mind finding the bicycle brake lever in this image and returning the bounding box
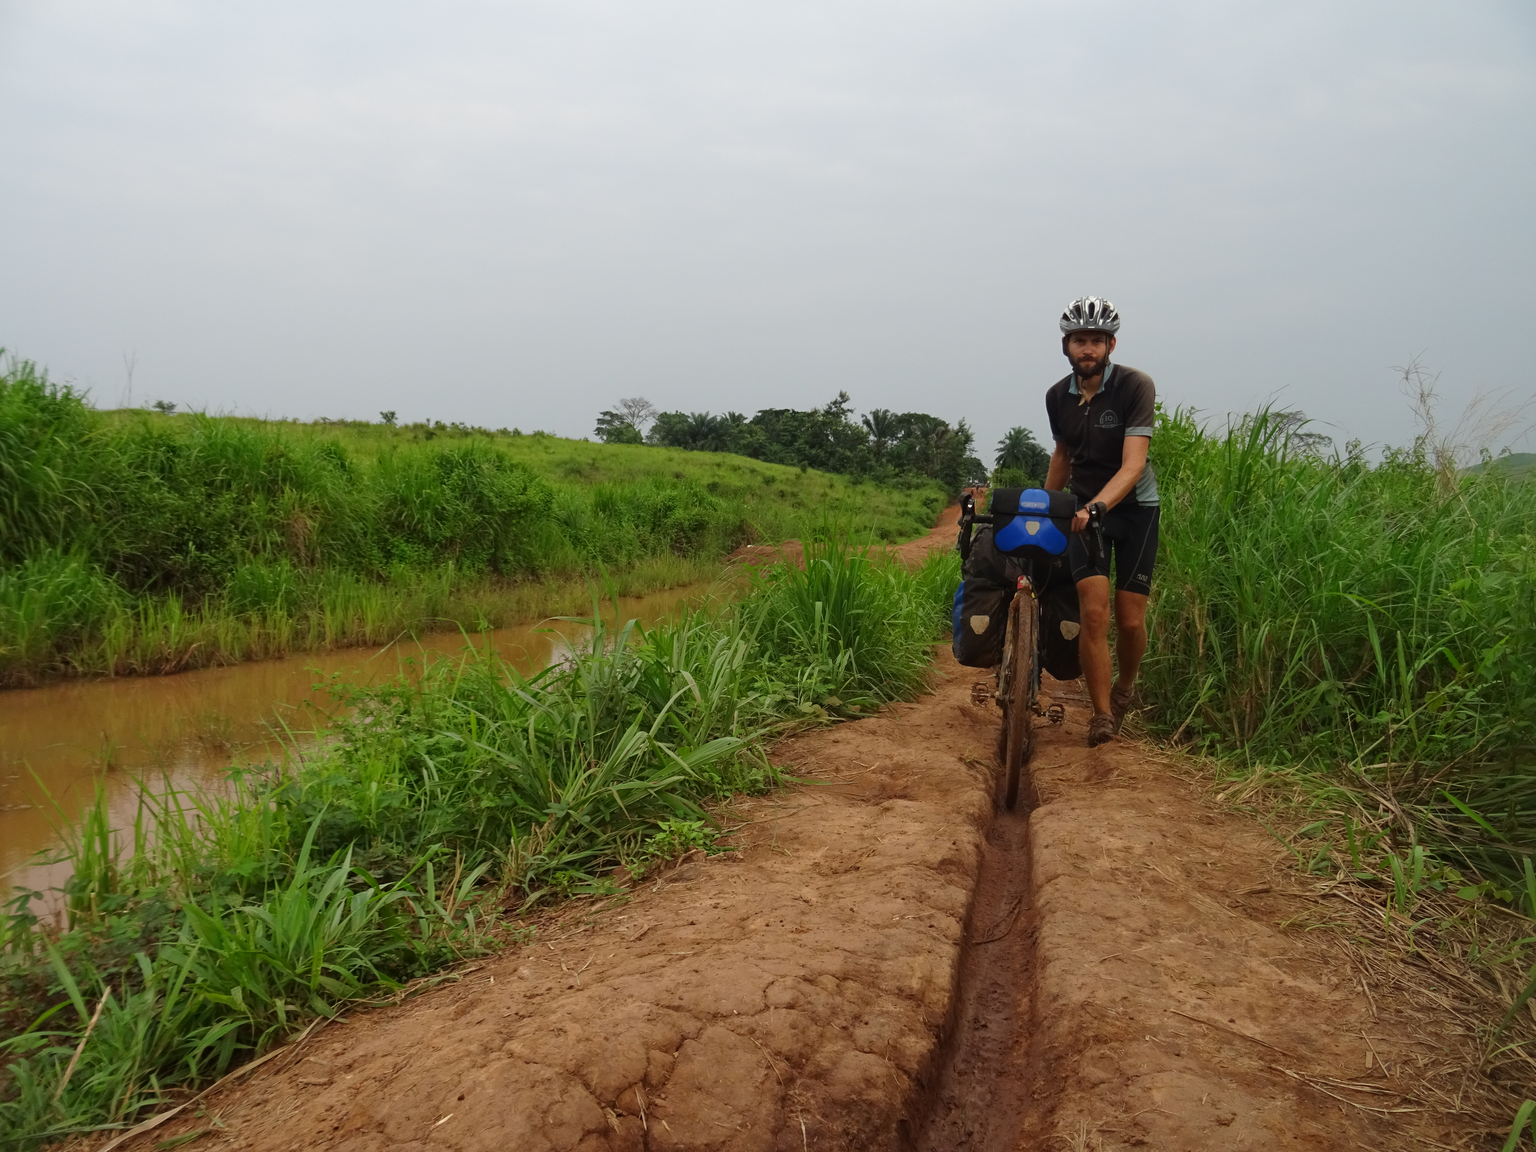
[957,493,975,560]
[1086,502,1107,567]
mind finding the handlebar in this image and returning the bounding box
[956,491,1107,567]
[956,492,985,561]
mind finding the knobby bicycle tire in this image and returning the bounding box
[1001,590,1035,810]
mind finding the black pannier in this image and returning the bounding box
[1039,571,1083,681]
[951,569,1009,668]
[952,525,1016,667]
[951,488,1083,674]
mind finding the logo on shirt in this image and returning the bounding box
[1097,410,1120,429]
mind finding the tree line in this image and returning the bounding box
[595,394,1052,493]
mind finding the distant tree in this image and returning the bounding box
[616,397,658,435]
[995,427,1050,484]
[152,400,177,414]
[721,412,767,458]
[647,411,691,447]
[1273,410,1333,458]
[684,412,733,452]
[749,393,872,475]
[876,413,974,491]
[935,419,978,493]
[379,410,397,426]
[862,408,899,456]
[645,393,988,490]
[647,410,757,453]
[886,413,938,469]
[594,409,644,443]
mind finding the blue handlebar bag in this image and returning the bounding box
[988,488,1077,558]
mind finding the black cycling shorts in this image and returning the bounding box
[1068,503,1160,596]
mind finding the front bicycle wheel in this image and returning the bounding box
[1000,590,1035,810]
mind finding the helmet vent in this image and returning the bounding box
[1060,296,1121,335]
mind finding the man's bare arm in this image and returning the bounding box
[1093,435,1150,511]
[1046,441,1072,491]
[1070,436,1150,531]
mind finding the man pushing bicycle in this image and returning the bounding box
[1043,297,1159,748]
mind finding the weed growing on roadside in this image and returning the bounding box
[0,542,953,1147]
[625,819,724,880]
[1144,406,1535,899]
[1136,407,1536,1134]
[0,354,948,684]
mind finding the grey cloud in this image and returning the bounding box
[0,0,1532,452]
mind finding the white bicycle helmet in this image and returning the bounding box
[1059,296,1121,335]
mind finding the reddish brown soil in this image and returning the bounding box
[103,511,1469,1151]
[726,503,962,573]
[113,659,999,1152]
[889,504,960,567]
[911,679,1465,1150]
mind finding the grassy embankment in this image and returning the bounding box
[0,540,960,1147]
[1142,408,1536,1137]
[1466,451,1536,481]
[0,355,947,685]
[11,360,1532,1141]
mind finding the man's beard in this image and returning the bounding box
[1071,351,1107,379]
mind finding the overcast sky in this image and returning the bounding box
[2,0,1532,458]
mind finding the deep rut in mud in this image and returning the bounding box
[109,643,1479,1151]
[903,674,1472,1152]
[907,799,1040,1151]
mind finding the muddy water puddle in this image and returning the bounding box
[0,581,720,900]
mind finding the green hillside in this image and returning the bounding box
[101,410,945,539]
[1463,450,1536,479]
[2,359,947,683]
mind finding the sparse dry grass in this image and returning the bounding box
[1141,733,1536,1149]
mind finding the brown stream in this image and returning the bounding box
[0,582,716,903]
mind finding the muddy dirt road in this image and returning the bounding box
[105,516,1474,1151]
[108,655,1001,1152]
[911,680,1470,1150]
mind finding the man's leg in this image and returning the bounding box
[1105,504,1157,728]
[1112,589,1149,692]
[1077,575,1113,717]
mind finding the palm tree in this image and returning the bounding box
[685,412,731,452]
[861,409,899,456]
[995,426,1050,481]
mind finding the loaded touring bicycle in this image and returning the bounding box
[953,488,1103,809]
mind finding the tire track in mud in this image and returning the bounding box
[906,800,1038,1151]
[904,676,1466,1152]
[904,675,1064,1151]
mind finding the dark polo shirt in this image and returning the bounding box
[1044,362,1159,507]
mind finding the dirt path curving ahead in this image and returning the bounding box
[105,514,1471,1152]
[725,502,963,574]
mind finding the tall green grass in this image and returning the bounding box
[1143,407,1536,892]
[1141,409,1536,1140]
[0,544,959,1148]
[0,353,947,683]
